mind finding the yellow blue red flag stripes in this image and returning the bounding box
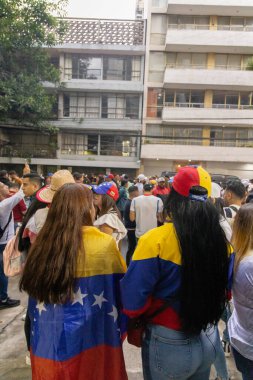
[121,223,234,330]
[28,227,128,380]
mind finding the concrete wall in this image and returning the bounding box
[164,68,253,91]
[166,30,253,54]
[162,107,253,127]
[141,143,253,163]
[167,0,253,16]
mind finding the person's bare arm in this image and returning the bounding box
[130,210,136,222]
[99,223,114,236]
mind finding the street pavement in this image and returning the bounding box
[0,239,242,379]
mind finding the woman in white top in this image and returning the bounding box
[228,203,253,380]
[92,182,127,246]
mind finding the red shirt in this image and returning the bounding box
[152,186,170,196]
[13,199,26,222]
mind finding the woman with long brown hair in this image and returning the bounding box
[20,184,127,380]
[228,203,253,380]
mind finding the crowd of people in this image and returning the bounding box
[0,165,253,380]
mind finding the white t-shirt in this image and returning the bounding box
[130,195,163,238]
[0,189,24,245]
[94,211,127,246]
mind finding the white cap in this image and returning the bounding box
[137,174,146,181]
[158,177,165,182]
[211,182,222,199]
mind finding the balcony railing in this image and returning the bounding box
[63,106,139,119]
[61,144,137,157]
[164,102,205,108]
[167,24,253,31]
[166,64,248,71]
[64,68,141,81]
[0,145,57,158]
[143,135,253,148]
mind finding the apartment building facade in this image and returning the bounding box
[0,18,145,176]
[142,0,253,177]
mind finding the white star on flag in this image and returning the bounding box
[72,287,88,306]
[92,291,108,309]
[36,302,47,316]
[108,305,118,322]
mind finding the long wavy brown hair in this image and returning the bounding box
[20,184,93,304]
[232,203,253,271]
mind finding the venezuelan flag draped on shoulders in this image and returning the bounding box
[28,227,128,380]
[121,223,235,330]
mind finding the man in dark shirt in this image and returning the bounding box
[124,185,139,266]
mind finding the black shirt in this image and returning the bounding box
[124,199,136,229]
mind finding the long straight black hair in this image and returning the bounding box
[165,187,229,334]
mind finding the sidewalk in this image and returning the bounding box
[0,277,242,380]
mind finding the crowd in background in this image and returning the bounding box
[0,165,253,379]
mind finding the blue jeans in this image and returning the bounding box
[232,347,253,380]
[213,326,229,379]
[142,324,218,380]
[0,244,8,300]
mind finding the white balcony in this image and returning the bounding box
[164,68,253,91]
[61,79,143,93]
[162,107,253,127]
[141,143,253,163]
[53,118,142,132]
[165,29,253,54]
[167,0,253,17]
[0,156,141,169]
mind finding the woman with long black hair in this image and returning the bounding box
[121,166,234,380]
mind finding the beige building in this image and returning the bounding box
[142,0,253,178]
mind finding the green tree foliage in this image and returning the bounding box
[0,0,67,129]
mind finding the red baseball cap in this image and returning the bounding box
[172,166,211,197]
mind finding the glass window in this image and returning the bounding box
[192,53,207,68]
[165,90,174,104]
[230,17,244,30]
[168,15,178,28]
[227,55,241,69]
[177,53,191,67]
[72,56,102,80]
[240,93,252,108]
[191,91,204,106]
[195,16,209,29]
[167,53,177,67]
[215,54,227,68]
[246,17,253,30]
[126,96,139,119]
[217,17,230,30]
[103,57,124,80]
[213,92,225,107]
[175,91,190,105]
[225,94,239,108]
[151,15,167,44]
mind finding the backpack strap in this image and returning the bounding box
[0,213,12,239]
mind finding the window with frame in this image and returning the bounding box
[103,56,141,81]
[63,94,100,118]
[71,55,102,80]
[168,15,209,30]
[164,90,204,107]
[61,133,98,155]
[212,91,252,109]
